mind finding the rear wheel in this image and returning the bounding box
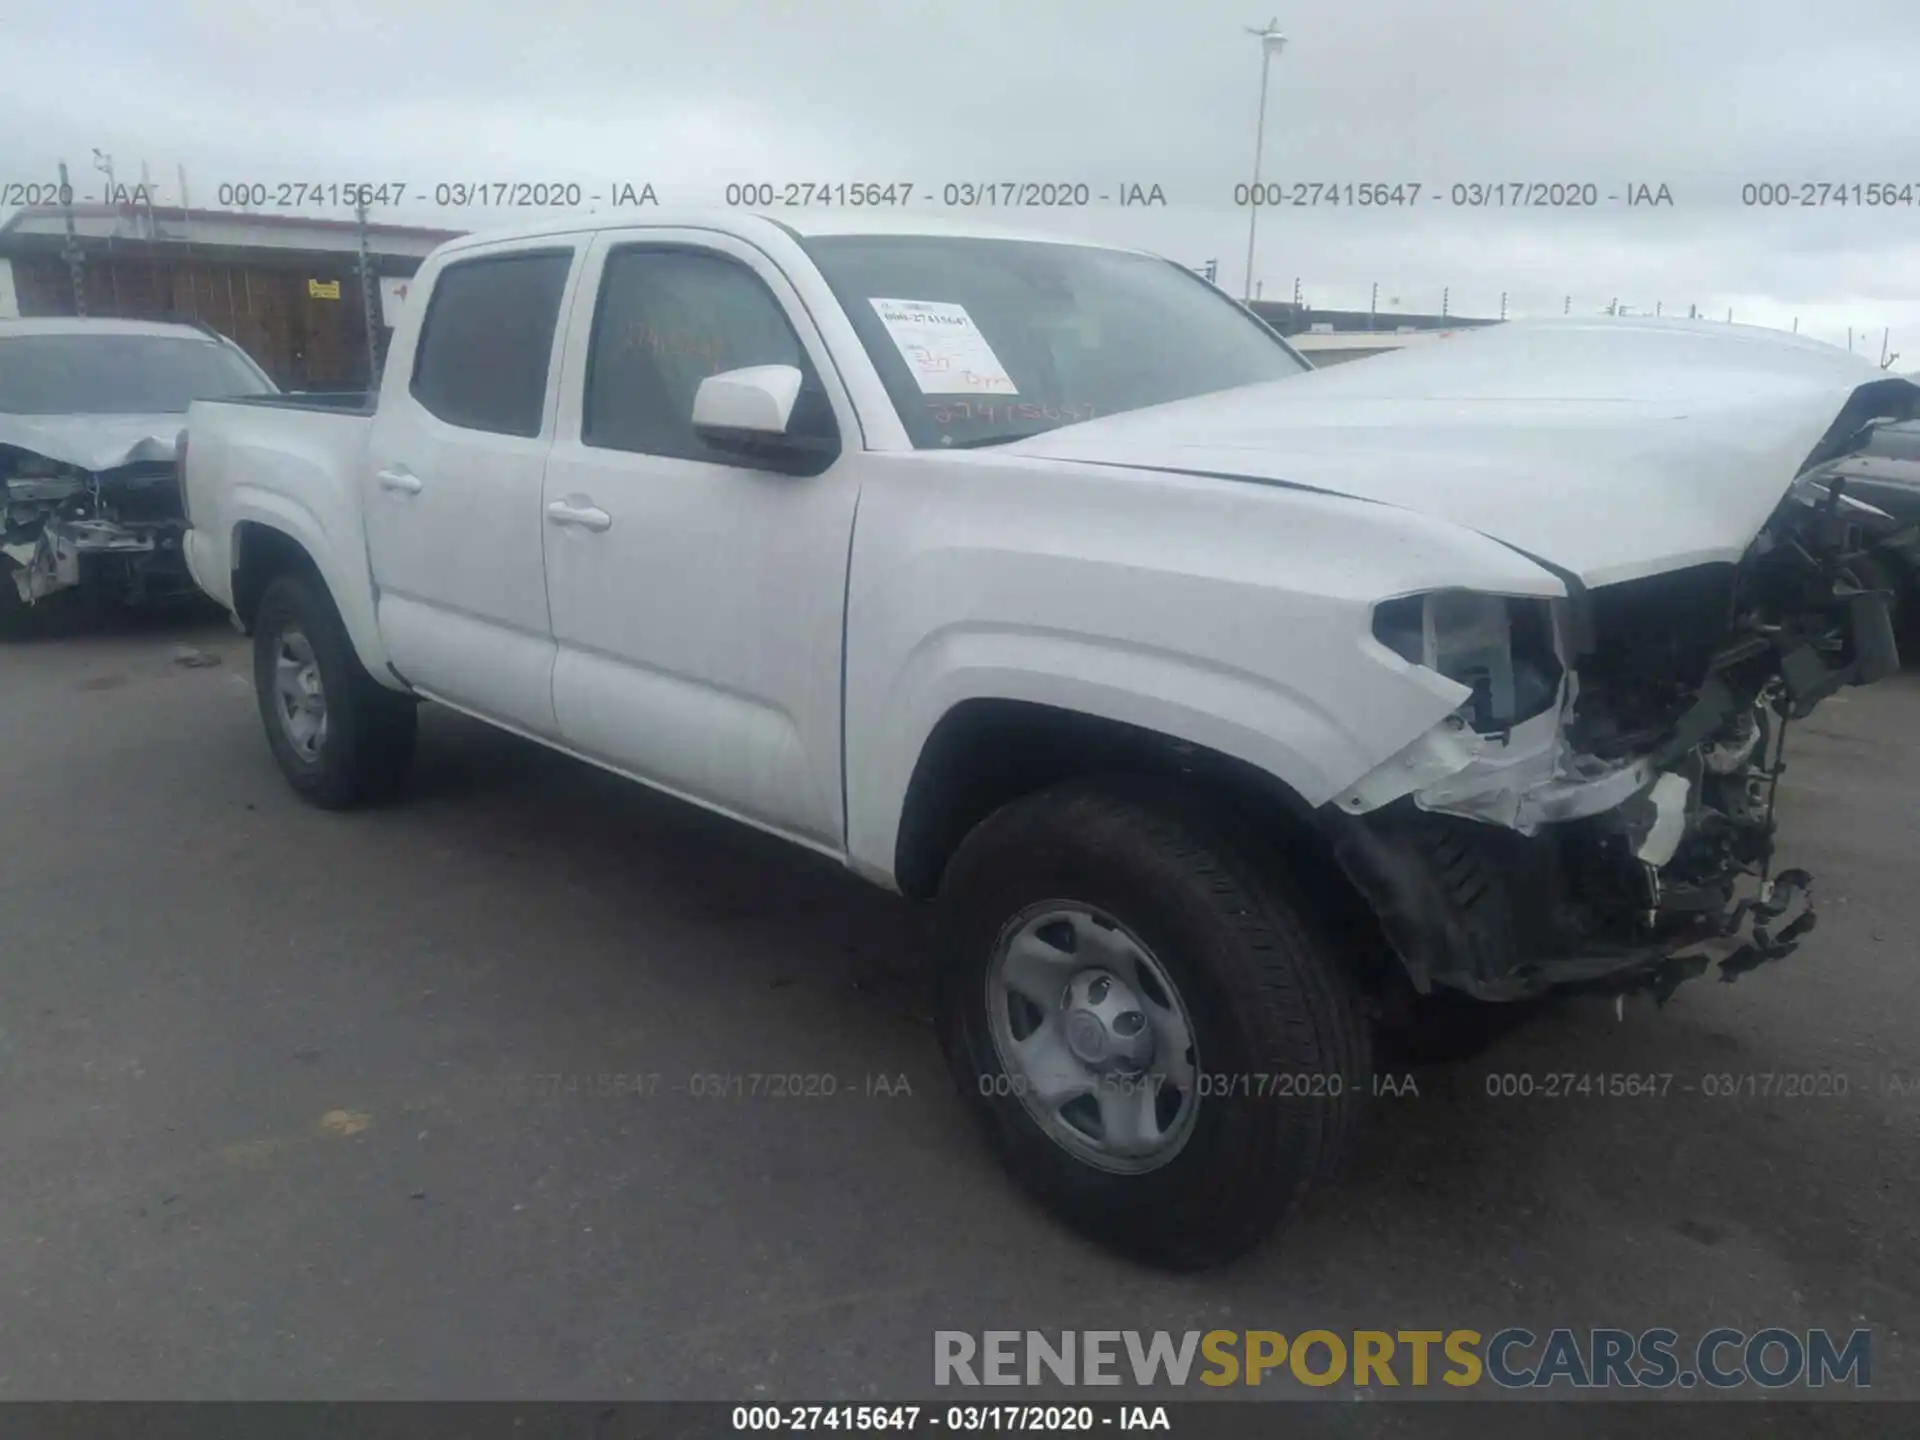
[253,571,417,808]
[933,779,1371,1270]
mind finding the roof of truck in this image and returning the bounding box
[432,207,1151,258]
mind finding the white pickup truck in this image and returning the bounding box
[181,210,1913,1268]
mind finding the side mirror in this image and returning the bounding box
[691,364,802,438]
[690,364,838,473]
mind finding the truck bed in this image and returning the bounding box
[180,394,378,639]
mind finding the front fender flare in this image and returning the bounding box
[845,625,1461,888]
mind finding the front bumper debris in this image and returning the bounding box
[1320,775,1816,1004]
[4,454,191,608]
[1323,426,1909,1005]
[4,515,191,604]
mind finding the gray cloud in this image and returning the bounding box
[5,0,1920,352]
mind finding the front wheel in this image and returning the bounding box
[253,571,417,808]
[933,780,1371,1270]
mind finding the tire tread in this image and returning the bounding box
[934,776,1371,1269]
[253,571,416,809]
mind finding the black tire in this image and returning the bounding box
[253,570,417,808]
[933,778,1371,1270]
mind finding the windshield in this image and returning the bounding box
[0,333,272,414]
[801,235,1309,449]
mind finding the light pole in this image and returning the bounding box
[1241,18,1288,304]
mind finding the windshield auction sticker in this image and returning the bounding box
[869,298,1019,395]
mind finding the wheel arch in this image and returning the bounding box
[227,498,396,685]
[889,697,1399,994]
[231,519,321,631]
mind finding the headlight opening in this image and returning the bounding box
[1372,590,1564,735]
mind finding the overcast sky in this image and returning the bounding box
[6,0,1920,355]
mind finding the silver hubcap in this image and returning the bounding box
[272,627,328,762]
[986,904,1200,1174]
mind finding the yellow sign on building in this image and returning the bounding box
[308,279,341,300]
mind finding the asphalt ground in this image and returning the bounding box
[1,606,1915,1432]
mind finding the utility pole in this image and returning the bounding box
[1441,286,1449,318]
[1370,282,1378,329]
[141,159,160,313]
[1499,292,1507,321]
[1240,18,1288,303]
[356,200,381,390]
[57,160,86,317]
[91,150,120,313]
[1564,296,1571,315]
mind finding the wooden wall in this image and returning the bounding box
[9,253,390,390]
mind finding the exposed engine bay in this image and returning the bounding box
[2,445,193,613]
[1327,384,1918,1003]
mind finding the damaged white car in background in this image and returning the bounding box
[1,316,274,633]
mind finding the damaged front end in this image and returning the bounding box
[3,442,193,616]
[1327,439,1913,1004]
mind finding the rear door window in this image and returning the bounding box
[410,251,573,437]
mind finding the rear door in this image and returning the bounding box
[363,240,581,735]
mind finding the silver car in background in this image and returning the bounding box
[1,316,275,633]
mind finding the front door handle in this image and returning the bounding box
[377,468,422,494]
[546,499,612,533]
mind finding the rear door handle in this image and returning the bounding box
[546,499,612,533]
[377,468,422,494]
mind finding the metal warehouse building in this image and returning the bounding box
[0,204,464,391]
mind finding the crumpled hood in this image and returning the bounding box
[1013,317,1920,588]
[0,413,186,473]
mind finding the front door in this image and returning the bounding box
[540,231,862,850]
